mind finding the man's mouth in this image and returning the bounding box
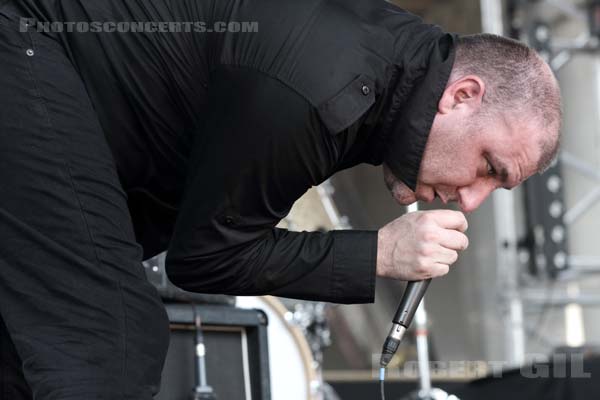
[415,193,432,203]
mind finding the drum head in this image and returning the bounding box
[236,296,318,400]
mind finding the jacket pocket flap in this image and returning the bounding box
[316,74,376,134]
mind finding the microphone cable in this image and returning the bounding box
[379,367,386,400]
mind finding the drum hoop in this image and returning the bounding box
[261,296,319,400]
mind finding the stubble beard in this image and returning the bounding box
[383,167,416,205]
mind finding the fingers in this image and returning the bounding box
[413,260,451,280]
[431,263,450,278]
[437,229,469,251]
[424,209,468,232]
[417,244,458,268]
[433,245,459,265]
[376,209,469,281]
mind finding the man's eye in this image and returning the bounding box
[487,160,497,176]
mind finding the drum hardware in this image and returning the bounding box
[282,300,332,365]
[282,301,348,400]
[314,181,352,230]
[282,300,336,400]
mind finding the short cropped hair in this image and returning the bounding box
[450,33,562,173]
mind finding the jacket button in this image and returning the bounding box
[361,84,370,95]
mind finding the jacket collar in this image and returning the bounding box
[364,29,457,191]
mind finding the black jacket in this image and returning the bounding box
[15,0,456,304]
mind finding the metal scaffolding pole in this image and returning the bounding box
[481,0,527,367]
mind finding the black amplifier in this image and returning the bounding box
[155,303,271,400]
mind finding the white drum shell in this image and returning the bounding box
[236,296,318,400]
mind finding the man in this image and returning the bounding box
[0,0,560,398]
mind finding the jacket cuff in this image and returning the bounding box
[330,230,378,304]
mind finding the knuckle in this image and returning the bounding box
[422,230,438,243]
[417,243,432,257]
[416,212,432,224]
[415,257,429,272]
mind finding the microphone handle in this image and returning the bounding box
[392,279,432,327]
[379,278,432,367]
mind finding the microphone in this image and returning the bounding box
[379,278,432,367]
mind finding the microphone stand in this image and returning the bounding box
[414,300,432,395]
[400,204,460,400]
[191,305,217,400]
[403,300,460,400]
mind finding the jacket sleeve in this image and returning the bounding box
[165,67,377,304]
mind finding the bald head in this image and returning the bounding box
[450,33,562,174]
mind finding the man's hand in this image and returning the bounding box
[377,210,469,281]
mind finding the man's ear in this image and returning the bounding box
[437,75,485,114]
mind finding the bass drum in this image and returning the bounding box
[236,296,319,400]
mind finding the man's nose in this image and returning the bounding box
[457,184,495,213]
